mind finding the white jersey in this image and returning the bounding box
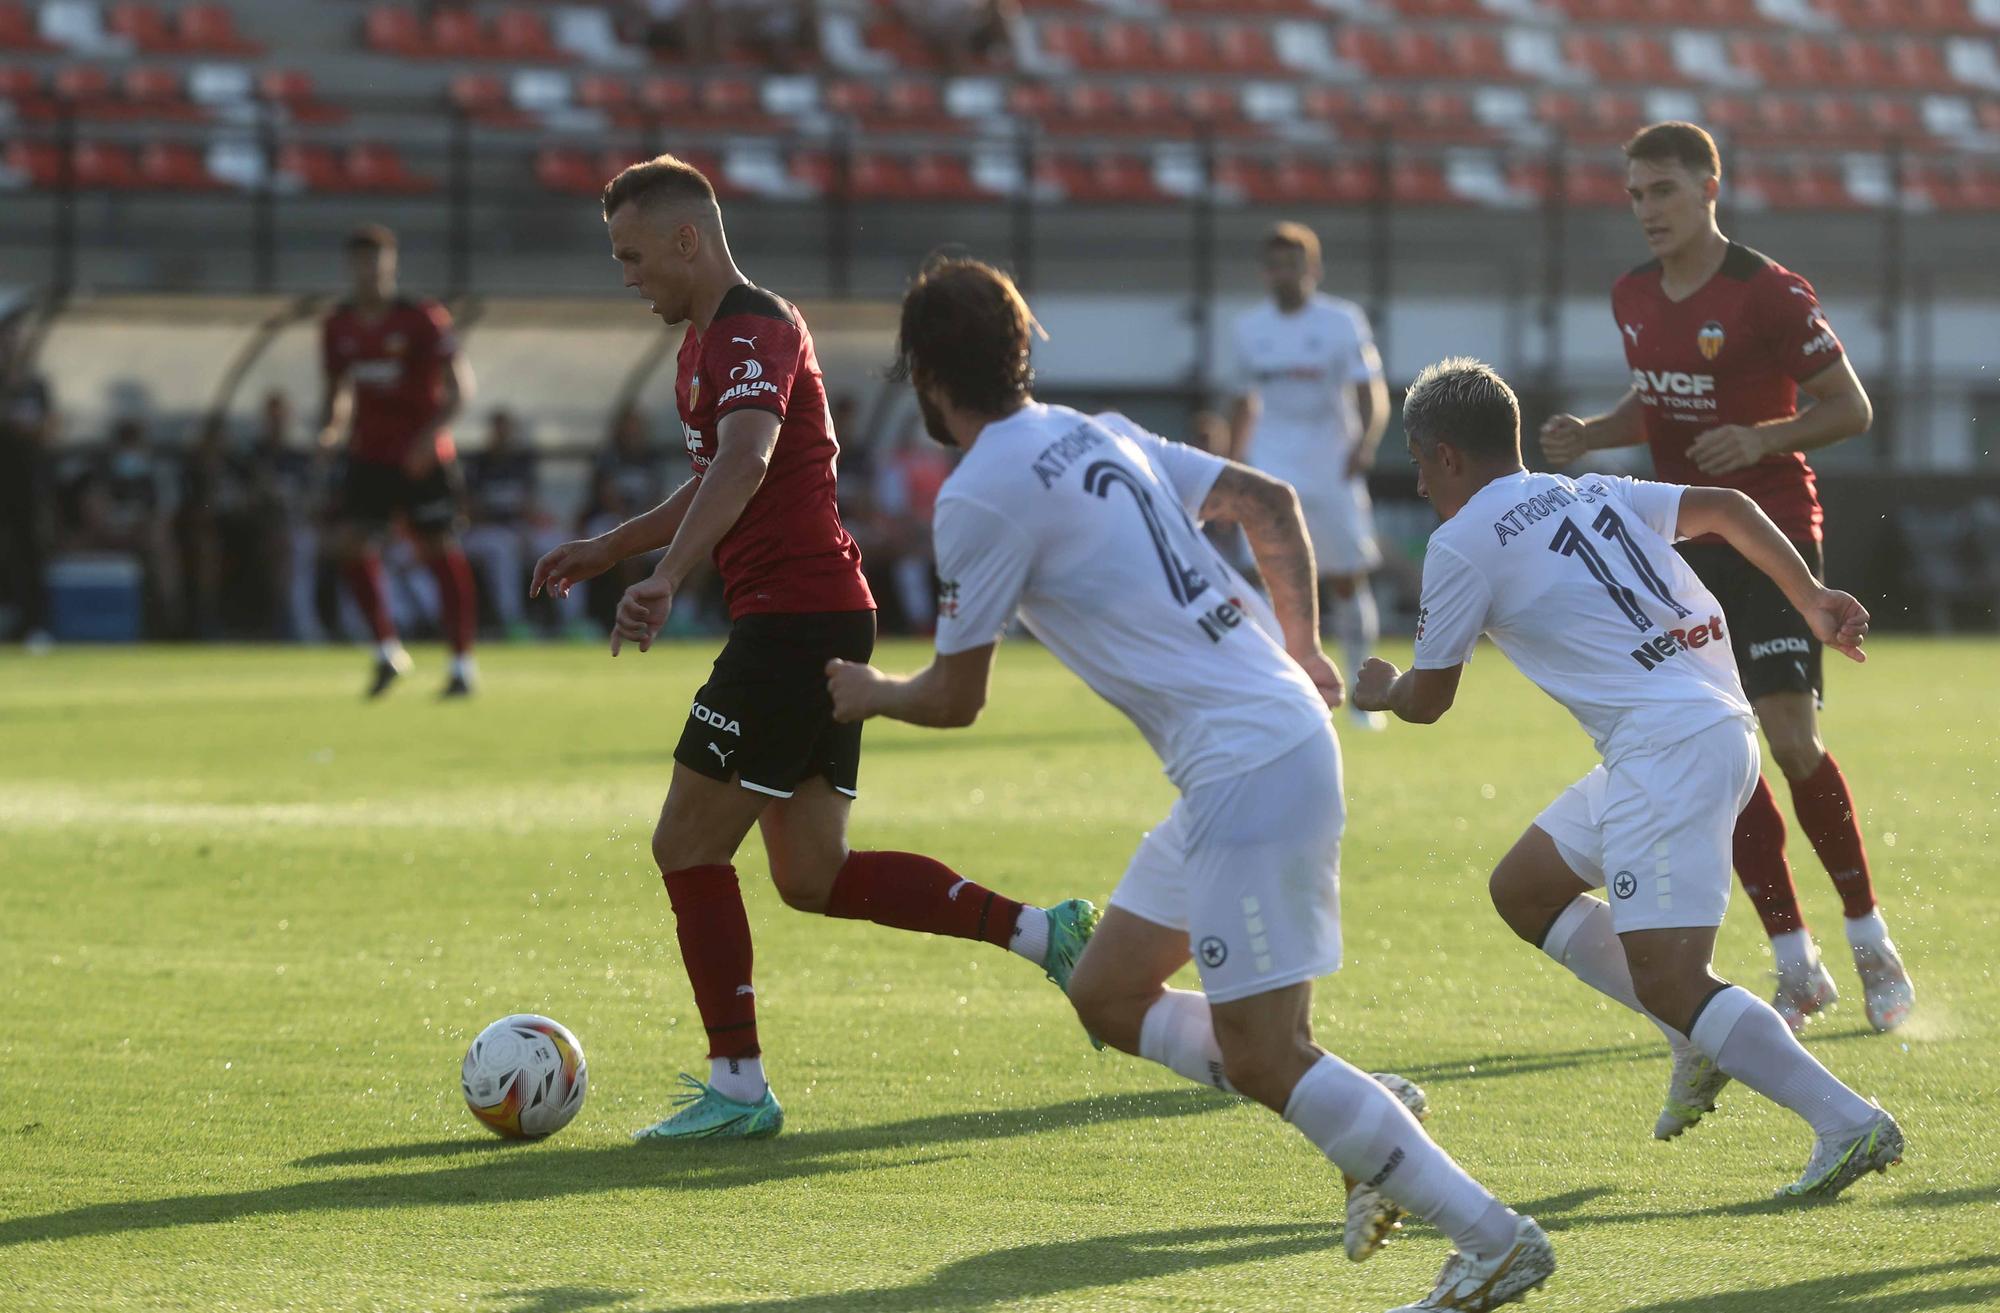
[1412,470,1752,766]
[933,403,1329,792]
[1231,294,1379,490]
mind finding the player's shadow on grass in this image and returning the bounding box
[0,1088,1232,1250]
[1389,1039,1659,1085]
[609,1221,1330,1313]
[1615,1254,2000,1313]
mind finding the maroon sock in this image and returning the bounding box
[424,547,477,655]
[341,555,396,643]
[824,850,1023,949]
[660,864,759,1059]
[1786,752,1877,920]
[1734,775,1807,937]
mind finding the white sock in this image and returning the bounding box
[707,1054,766,1103]
[377,639,405,662]
[1540,895,1689,1053]
[1137,989,1233,1093]
[1284,1054,1519,1263]
[450,653,477,681]
[1843,911,1890,950]
[1688,986,1877,1140]
[1329,585,1379,689]
[1010,906,1049,965]
[1770,928,1815,974]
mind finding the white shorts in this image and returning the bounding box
[1109,725,1344,1003]
[1296,475,1380,577]
[1533,716,1760,934]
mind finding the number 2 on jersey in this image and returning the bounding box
[1081,459,1209,606]
[1548,506,1691,631]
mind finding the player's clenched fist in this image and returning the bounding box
[1688,424,1766,475]
[530,537,616,599]
[1350,656,1401,714]
[825,658,884,723]
[1539,414,1590,465]
[1289,645,1346,709]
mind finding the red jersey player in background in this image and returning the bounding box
[1542,122,1914,1034]
[319,224,480,698]
[529,155,1097,1141]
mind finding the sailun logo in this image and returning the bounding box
[729,359,763,382]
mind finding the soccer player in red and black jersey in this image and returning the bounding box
[318,225,480,698]
[529,155,1098,1140]
[1542,122,1914,1034]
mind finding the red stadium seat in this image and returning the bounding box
[1182,84,1248,131]
[123,66,202,120]
[72,141,141,188]
[1384,29,1448,79]
[1040,153,1162,202]
[846,152,915,200]
[1862,95,1922,141]
[1389,157,1454,205]
[822,78,878,118]
[493,9,560,61]
[365,6,429,57]
[638,77,693,116]
[576,74,633,112]
[52,65,119,117]
[0,65,54,120]
[535,146,601,195]
[277,143,347,191]
[1036,21,1095,68]
[3,140,62,187]
[1886,38,1947,89]
[430,9,490,58]
[139,141,217,189]
[106,3,177,53]
[1097,22,1157,70]
[1123,83,1183,128]
[178,3,260,54]
[449,74,529,127]
[0,1,58,51]
[1156,23,1213,70]
[1444,31,1510,80]
[1214,24,1282,74]
[906,152,982,200]
[345,143,433,193]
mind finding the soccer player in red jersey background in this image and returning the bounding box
[1542,122,1914,1034]
[530,156,1097,1141]
[319,225,480,698]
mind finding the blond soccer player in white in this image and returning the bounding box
[1353,358,1902,1212]
[1229,221,1391,730]
[827,262,1553,1313]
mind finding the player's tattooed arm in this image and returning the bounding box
[1201,464,1319,653]
[827,645,996,728]
[654,409,781,589]
[1676,488,1869,663]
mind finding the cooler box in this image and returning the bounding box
[47,554,144,642]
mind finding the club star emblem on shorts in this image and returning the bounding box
[1612,871,1638,900]
[1197,936,1228,967]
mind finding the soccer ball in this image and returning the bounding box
[461,1014,588,1139]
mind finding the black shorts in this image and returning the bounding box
[674,609,877,798]
[340,458,462,534]
[1677,539,1825,704]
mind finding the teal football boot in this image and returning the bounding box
[632,1073,784,1141]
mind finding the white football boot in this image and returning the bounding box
[1851,937,1915,1032]
[1654,1046,1732,1140]
[1772,949,1839,1034]
[1343,1072,1430,1262]
[1776,1105,1904,1199]
[1386,1215,1556,1312]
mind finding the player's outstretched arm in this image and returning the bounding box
[826,645,997,728]
[1200,463,1344,705]
[529,477,696,599]
[1676,487,1869,663]
[1351,657,1462,724]
[1541,389,1645,466]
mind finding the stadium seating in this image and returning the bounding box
[0,0,1992,214]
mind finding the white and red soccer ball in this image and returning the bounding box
[461,1014,588,1139]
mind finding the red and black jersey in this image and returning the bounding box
[1611,243,1846,543]
[675,284,874,619]
[321,298,459,467]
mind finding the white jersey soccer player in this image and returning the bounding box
[830,262,1554,1313]
[1356,358,1902,1211]
[1228,223,1390,729]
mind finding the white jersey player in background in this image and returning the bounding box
[1229,222,1391,731]
[1353,358,1902,1210]
[827,261,1553,1313]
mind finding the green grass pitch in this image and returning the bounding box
[2,639,1996,1312]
